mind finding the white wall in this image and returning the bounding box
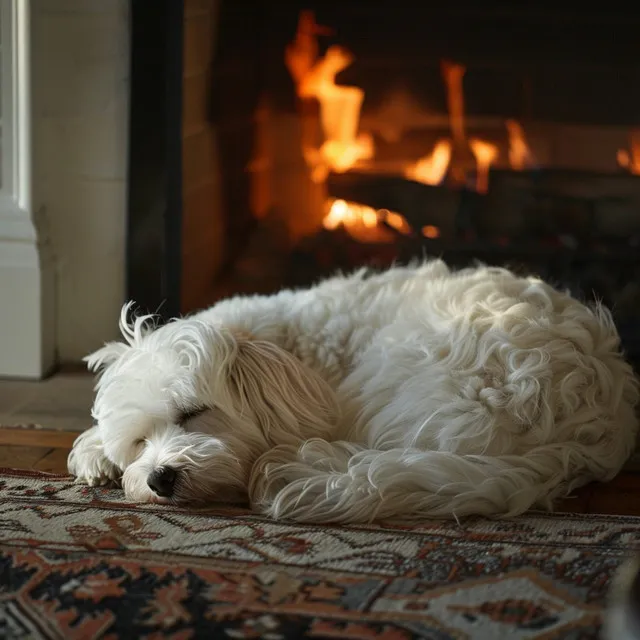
[32,0,129,362]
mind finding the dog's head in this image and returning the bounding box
[84,302,338,505]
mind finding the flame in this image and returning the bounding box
[506,119,535,170]
[469,139,498,193]
[617,133,640,174]
[285,11,332,88]
[441,60,475,185]
[319,135,374,174]
[405,139,452,185]
[287,19,374,181]
[441,61,467,145]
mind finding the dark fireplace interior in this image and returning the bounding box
[127,1,640,370]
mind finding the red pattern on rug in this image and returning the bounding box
[1,468,639,639]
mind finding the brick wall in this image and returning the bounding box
[32,0,129,362]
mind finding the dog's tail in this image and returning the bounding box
[249,437,630,523]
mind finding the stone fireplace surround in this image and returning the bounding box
[0,0,129,379]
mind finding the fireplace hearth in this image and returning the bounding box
[127,1,640,371]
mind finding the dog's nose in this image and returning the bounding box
[147,467,177,497]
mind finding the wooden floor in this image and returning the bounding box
[2,426,640,516]
[0,370,94,433]
[0,427,78,474]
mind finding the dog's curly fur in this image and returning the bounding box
[68,261,639,523]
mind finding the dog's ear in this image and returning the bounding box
[83,342,128,373]
[83,301,148,374]
[229,339,340,445]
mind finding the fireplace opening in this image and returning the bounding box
[127,2,640,370]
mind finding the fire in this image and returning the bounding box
[405,139,452,185]
[287,15,373,182]
[284,11,332,89]
[618,132,640,174]
[441,61,467,148]
[506,119,535,170]
[469,138,499,193]
[283,13,545,242]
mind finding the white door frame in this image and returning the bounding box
[0,0,55,379]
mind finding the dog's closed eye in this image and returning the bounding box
[178,406,208,425]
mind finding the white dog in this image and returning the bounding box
[68,261,639,523]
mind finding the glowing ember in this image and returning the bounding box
[506,119,535,170]
[469,138,499,193]
[323,199,348,230]
[422,225,441,239]
[323,199,380,231]
[618,149,631,168]
[383,210,412,235]
[405,139,452,186]
[324,200,409,243]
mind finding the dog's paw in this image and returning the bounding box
[71,462,120,488]
[248,444,315,516]
[68,425,121,487]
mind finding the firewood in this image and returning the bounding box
[484,168,640,240]
[326,171,483,238]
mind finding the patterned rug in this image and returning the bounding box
[1,469,640,639]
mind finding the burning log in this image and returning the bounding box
[326,171,483,239]
[483,168,640,242]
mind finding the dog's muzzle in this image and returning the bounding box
[147,466,177,497]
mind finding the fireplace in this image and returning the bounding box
[126,1,640,370]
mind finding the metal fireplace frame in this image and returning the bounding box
[127,0,184,319]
